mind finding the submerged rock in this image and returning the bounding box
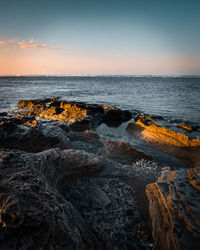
[146,167,200,250]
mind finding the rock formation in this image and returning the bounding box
[127,117,200,167]
[0,149,104,249]
[100,140,152,164]
[146,167,200,250]
[1,98,200,249]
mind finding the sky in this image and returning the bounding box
[0,0,200,75]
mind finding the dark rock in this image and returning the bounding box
[70,118,91,131]
[122,110,132,122]
[100,140,152,165]
[0,149,104,249]
[68,130,103,146]
[105,109,123,122]
[0,112,8,116]
[0,119,70,152]
[0,120,18,136]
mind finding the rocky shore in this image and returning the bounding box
[0,98,200,249]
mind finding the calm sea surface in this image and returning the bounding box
[0,76,200,124]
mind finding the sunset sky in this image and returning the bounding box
[0,0,200,75]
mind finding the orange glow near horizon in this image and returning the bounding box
[0,41,200,75]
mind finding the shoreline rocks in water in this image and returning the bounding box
[0,98,200,249]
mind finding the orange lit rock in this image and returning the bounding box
[176,124,193,132]
[127,118,200,167]
[134,118,200,147]
[146,167,200,250]
[17,99,87,122]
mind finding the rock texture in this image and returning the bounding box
[146,167,200,250]
[17,98,132,129]
[0,119,71,152]
[100,140,152,164]
[0,148,106,249]
[1,98,200,249]
[127,117,200,167]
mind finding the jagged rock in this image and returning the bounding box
[146,167,200,250]
[100,140,152,164]
[18,99,87,122]
[0,148,106,249]
[17,98,131,130]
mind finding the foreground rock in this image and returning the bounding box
[0,148,105,249]
[2,98,200,249]
[146,167,200,250]
[0,148,156,249]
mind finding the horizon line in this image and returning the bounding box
[0,74,200,78]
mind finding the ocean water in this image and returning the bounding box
[0,76,200,124]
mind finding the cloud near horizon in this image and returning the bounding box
[0,39,57,49]
[17,41,56,49]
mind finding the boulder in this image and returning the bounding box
[122,110,132,122]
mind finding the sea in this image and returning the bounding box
[0,76,200,124]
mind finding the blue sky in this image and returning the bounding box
[0,0,200,75]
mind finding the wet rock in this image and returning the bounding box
[146,167,200,250]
